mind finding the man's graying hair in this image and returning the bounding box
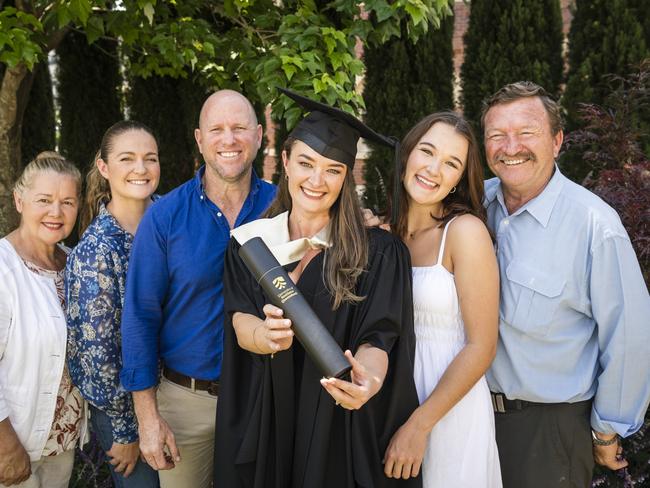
[481,81,564,135]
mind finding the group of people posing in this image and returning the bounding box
[1,80,649,488]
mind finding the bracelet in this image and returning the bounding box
[252,324,264,353]
[591,430,618,446]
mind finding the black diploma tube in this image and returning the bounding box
[239,237,352,379]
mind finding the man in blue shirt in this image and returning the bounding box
[482,81,650,488]
[120,90,276,488]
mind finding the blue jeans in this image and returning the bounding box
[89,405,159,488]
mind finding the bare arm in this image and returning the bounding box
[132,388,179,471]
[385,216,499,479]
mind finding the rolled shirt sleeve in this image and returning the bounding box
[120,207,169,391]
[589,234,650,437]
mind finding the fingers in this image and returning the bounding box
[123,460,136,478]
[262,304,286,322]
[167,434,181,463]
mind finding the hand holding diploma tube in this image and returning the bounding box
[239,237,352,379]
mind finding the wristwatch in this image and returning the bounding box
[591,430,618,446]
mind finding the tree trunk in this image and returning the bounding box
[0,63,35,236]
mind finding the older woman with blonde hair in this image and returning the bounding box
[0,152,84,487]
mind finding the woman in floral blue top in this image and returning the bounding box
[65,121,161,488]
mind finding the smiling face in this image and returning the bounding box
[484,96,563,199]
[97,129,160,203]
[403,122,469,214]
[14,170,79,245]
[194,91,263,183]
[282,140,348,220]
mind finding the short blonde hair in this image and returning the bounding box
[13,151,81,196]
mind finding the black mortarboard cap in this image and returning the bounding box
[279,88,402,224]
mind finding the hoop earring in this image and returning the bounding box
[285,174,289,181]
[449,186,457,194]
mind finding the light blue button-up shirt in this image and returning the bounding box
[485,167,650,437]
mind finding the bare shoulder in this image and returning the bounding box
[446,214,494,257]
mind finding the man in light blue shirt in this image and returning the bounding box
[482,81,650,488]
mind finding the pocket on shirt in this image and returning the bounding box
[504,261,566,337]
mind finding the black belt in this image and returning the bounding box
[490,392,547,413]
[163,366,219,396]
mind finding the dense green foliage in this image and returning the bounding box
[127,74,206,194]
[56,31,122,170]
[561,0,648,183]
[21,61,55,164]
[460,0,563,130]
[362,14,454,213]
[564,0,648,132]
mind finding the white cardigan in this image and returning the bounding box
[0,238,69,461]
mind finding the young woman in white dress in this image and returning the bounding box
[383,112,502,487]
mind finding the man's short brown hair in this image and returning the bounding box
[481,81,564,135]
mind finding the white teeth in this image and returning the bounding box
[43,223,62,229]
[127,180,149,185]
[219,151,240,158]
[302,188,325,197]
[415,175,437,189]
[502,158,526,166]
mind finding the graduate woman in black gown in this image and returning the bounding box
[214,90,421,488]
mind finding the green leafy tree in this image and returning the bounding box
[460,0,563,130]
[362,13,455,213]
[57,30,122,171]
[0,0,451,235]
[21,61,55,164]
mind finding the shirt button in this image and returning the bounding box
[503,219,509,225]
[217,212,222,217]
[200,195,204,200]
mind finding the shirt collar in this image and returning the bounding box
[96,201,130,237]
[521,165,565,227]
[485,165,565,228]
[194,165,262,200]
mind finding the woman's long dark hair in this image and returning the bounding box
[265,137,368,309]
[391,111,487,239]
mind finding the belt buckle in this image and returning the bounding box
[491,392,506,413]
[190,377,196,393]
[207,382,219,396]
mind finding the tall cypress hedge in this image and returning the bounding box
[56,31,122,170]
[460,0,563,130]
[563,0,648,131]
[21,61,55,164]
[127,74,207,194]
[362,16,455,213]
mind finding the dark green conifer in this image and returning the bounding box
[21,62,55,164]
[362,16,455,213]
[564,0,648,131]
[127,74,207,194]
[460,0,563,130]
[56,31,122,170]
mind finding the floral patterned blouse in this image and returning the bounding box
[20,259,84,456]
[65,201,156,444]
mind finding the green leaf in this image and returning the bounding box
[143,3,155,25]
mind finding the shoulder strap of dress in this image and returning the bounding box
[436,216,458,265]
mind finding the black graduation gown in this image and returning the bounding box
[215,228,421,488]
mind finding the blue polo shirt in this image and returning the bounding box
[120,167,276,391]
